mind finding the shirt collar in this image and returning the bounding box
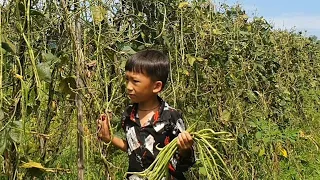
[123,96,171,124]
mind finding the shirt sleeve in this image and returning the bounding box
[169,110,195,176]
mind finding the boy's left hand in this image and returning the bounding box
[177,131,193,155]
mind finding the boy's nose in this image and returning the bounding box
[126,82,133,91]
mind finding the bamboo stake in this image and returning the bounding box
[60,0,85,179]
[0,7,3,107]
[75,2,85,179]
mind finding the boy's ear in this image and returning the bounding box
[153,81,163,93]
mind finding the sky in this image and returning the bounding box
[215,0,320,38]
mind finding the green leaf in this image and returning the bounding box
[0,108,4,120]
[255,131,262,140]
[196,57,204,62]
[212,29,223,35]
[59,54,69,66]
[18,2,25,13]
[182,69,190,76]
[258,146,265,156]
[137,45,145,50]
[91,6,106,24]
[248,121,257,128]
[1,42,16,54]
[0,47,6,54]
[36,62,51,82]
[221,110,231,121]
[310,80,316,88]
[252,145,259,153]
[12,121,22,129]
[120,58,126,70]
[163,35,171,48]
[283,88,291,95]
[199,166,207,175]
[246,90,256,102]
[246,25,252,32]
[186,54,196,66]
[30,9,45,17]
[121,46,136,55]
[42,52,59,64]
[9,125,21,143]
[240,31,250,35]
[0,133,7,154]
[0,140,6,154]
[58,76,76,97]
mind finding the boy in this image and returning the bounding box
[97,50,195,180]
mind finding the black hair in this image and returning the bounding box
[125,49,169,89]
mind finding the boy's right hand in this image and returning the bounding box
[97,113,112,143]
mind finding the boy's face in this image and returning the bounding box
[125,71,162,103]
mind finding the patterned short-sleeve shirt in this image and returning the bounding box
[121,97,195,180]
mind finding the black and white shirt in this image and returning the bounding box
[121,97,195,180]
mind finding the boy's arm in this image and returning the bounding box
[109,136,128,152]
[97,114,128,152]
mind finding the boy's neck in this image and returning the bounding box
[138,95,160,111]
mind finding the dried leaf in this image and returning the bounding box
[86,60,97,68]
[15,74,23,80]
[178,2,189,9]
[21,161,55,172]
[276,144,288,158]
[91,6,106,24]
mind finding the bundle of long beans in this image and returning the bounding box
[125,124,235,180]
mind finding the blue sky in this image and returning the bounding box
[215,0,320,37]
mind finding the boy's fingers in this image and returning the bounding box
[180,132,188,142]
[185,132,193,145]
[98,125,102,132]
[178,134,187,149]
[181,132,191,142]
[177,137,181,147]
[97,119,104,126]
[180,132,193,148]
[100,114,107,121]
[97,118,107,126]
[185,132,192,141]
